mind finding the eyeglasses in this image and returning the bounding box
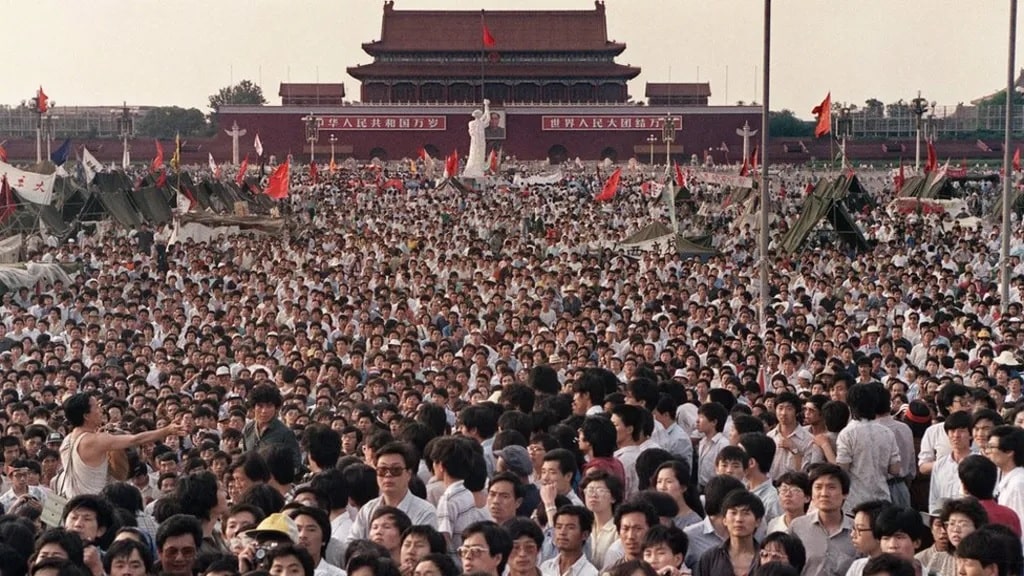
[375,466,406,477]
[943,519,975,531]
[584,487,610,496]
[777,486,805,496]
[759,550,787,561]
[457,546,489,559]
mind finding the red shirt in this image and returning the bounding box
[980,498,1022,537]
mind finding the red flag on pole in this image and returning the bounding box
[482,18,496,47]
[751,145,759,174]
[895,162,905,192]
[36,87,48,114]
[309,161,318,185]
[739,158,749,177]
[925,141,937,173]
[1014,147,1021,172]
[265,162,291,199]
[150,140,164,173]
[444,150,459,178]
[674,162,686,188]
[236,155,249,185]
[812,92,831,138]
[155,170,167,188]
[488,149,498,173]
[0,175,15,225]
[595,168,621,202]
[0,144,7,163]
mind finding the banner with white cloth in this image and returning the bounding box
[0,160,55,204]
[691,171,753,189]
[512,171,563,186]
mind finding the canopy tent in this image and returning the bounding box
[779,174,870,254]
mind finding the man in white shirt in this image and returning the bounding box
[919,383,973,474]
[696,402,730,491]
[988,425,1024,525]
[287,506,345,576]
[540,506,598,576]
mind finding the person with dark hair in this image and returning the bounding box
[155,514,203,576]
[697,403,729,490]
[873,506,925,565]
[758,532,806,573]
[957,455,1021,537]
[540,506,596,576]
[287,506,342,576]
[237,483,286,517]
[915,514,953,576]
[684,475,745,569]
[413,553,460,576]
[611,499,659,566]
[399,525,446,576]
[572,369,612,416]
[176,471,229,554]
[457,405,498,477]
[738,432,781,525]
[955,526,1023,576]
[871,384,916,508]
[486,472,523,526]
[304,424,342,474]
[540,448,583,506]
[940,498,988,554]
[266,543,316,576]
[581,470,624,569]
[432,437,482,551]
[696,490,764,576]
[505,518,545,576]
[369,506,412,563]
[32,557,91,576]
[987,425,1024,524]
[731,414,765,445]
[768,392,818,479]
[837,384,901,514]
[243,384,301,468]
[579,416,625,485]
[58,393,184,498]
[752,562,800,576]
[62,493,117,559]
[767,471,809,533]
[844,500,890,576]
[714,446,747,482]
[34,527,86,566]
[612,404,654,499]
[308,468,353,565]
[861,554,915,576]
[262,444,299,497]
[605,560,658,576]
[347,442,435,549]
[641,524,689,575]
[920,383,972,475]
[103,538,154,576]
[100,482,156,538]
[788,465,855,576]
[929,411,974,513]
[653,460,703,529]
[459,521,513,576]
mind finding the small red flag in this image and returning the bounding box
[36,87,48,114]
[674,162,686,188]
[444,150,459,178]
[155,170,167,188]
[0,144,7,163]
[0,175,15,224]
[812,92,831,138]
[895,162,905,192]
[236,155,249,186]
[488,149,498,173]
[482,20,496,47]
[595,168,621,202]
[309,161,319,185]
[1014,147,1021,172]
[265,162,290,199]
[751,145,759,174]
[739,158,749,177]
[925,141,937,173]
[418,148,428,161]
[150,140,164,173]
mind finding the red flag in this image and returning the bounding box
[739,158,749,177]
[0,176,15,225]
[444,150,459,178]
[925,141,937,173]
[482,19,496,47]
[0,144,6,163]
[895,162,905,192]
[804,182,815,195]
[488,149,498,173]
[155,170,167,188]
[674,162,686,188]
[181,185,197,211]
[418,148,428,161]
[265,162,290,199]
[751,145,759,174]
[309,161,319,185]
[236,155,249,185]
[812,92,831,138]
[150,140,164,173]
[1015,147,1021,172]
[595,168,621,202]
[36,87,48,114]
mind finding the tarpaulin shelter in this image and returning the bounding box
[779,174,870,254]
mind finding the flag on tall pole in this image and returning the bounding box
[50,139,71,166]
[36,87,48,114]
[150,140,164,173]
[254,134,264,157]
[209,153,221,179]
[265,161,290,199]
[236,154,249,185]
[482,17,496,47]
[925,141,937,173]
[170,133,181,171]
[595,168,621,202]
[81,147,102,183]
[812,92,831,138]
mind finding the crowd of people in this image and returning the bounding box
[0,156,1022,576]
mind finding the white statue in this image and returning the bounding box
[462,99,490,178]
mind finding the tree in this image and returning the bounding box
[136,106,210,139]
[769,109,813,137]
[864,98,884,116]
[208,80,267,111]
[977,88,1024,107]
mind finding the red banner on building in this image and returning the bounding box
[541,116,682,131]
[321,116,447,131]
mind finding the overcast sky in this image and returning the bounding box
[6,0,1022,119]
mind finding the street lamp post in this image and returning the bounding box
[1002,0,1018,312]
[113,102,137,169]
[30,92,47,164]
[661,115,676,168]
[646,134,657,166]
[910,92,930,170]
[302,113,322,163]
[329,134,337,164]
[43,111,58,161]
[838,105,852,169]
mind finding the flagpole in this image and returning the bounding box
[759,0,771,335]
[480,10,486,103]
[1001,0,1017,313]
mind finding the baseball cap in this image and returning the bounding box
[495,446,533,478]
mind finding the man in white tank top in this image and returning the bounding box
[56,393,186,498]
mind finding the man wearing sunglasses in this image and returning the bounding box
[346,441,437,545]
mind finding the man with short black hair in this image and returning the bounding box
[460,520,513,576]
[242,384,301,468]
[697,403,729,491]
[541,506,597,576]
[987,425,1024,524]
[696,490,764,576]
[156,514,203,576]
[788,464,856,576]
